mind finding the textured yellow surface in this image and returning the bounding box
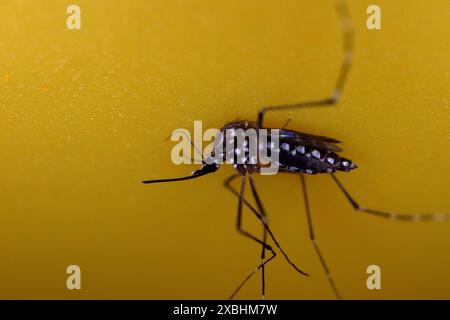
[0,0,449,299]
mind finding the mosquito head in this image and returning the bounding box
[194,161,220,175]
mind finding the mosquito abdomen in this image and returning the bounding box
[278,142,357,174]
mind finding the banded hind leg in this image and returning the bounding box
[256,0,354,130]
[300,175,341,299]
[331,174,448,222]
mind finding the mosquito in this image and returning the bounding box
[143,1,448,300]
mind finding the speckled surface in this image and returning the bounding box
[0,0,449,299]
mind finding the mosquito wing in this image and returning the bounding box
[277,129,343,153]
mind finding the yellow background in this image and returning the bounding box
[0,0,449,299]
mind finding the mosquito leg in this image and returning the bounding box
[229,173,277,299]
[331,174,449,222]
[247,175,309,275]
[225,174,275,299]
[256,0,354,130]
[300,175,341,299]
[261,218,268,300]
[247,175,269,300]
[223,174,308,299]
[234,174,275,250]
[224,174,309,277]
[229,251,276,300]
[239,174,269,300]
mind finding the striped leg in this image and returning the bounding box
[225,173,277,300]
[248,175,269,300]
[256,0,354,130]
[331,174,449,222]
[224,174,309,299]
[300,175,341,299]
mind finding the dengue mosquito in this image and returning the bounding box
[143,1,448,299]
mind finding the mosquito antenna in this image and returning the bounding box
[164,133,199,164]
[143,130,220,184]
[171,129,204,163]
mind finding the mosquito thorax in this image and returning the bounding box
[211,120,265,174]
